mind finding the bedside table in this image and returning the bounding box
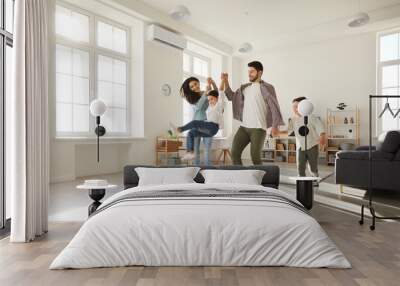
[289,176,320,210]
[77,184,117,216]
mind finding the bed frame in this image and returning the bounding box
[123,165,280,190]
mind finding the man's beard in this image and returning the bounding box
[249,76,257,82]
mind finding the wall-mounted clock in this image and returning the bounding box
[161,83,171,96]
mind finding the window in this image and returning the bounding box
[55,2,130,137]
[377,31,400,132]
[1,0,14,231]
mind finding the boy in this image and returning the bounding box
[288,97,326,177]
[171,82,224,161]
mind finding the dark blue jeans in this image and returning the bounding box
[180,120,219,151]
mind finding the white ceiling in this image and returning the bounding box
[140,0,400,54]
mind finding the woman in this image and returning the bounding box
[180,77,216,165]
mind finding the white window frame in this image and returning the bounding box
[376,29,400,134]
[54,1,131,138]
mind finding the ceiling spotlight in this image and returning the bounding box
[348,12,370,27]
[169,5,191,21]
[238,42,253,53]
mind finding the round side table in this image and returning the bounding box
[77,184,117,216]
[289,177,320,210]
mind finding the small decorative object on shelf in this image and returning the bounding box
[326,106,360,165]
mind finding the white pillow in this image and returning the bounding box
[135,167,200,186]
[200,169,266,185]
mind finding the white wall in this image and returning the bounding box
[240,33,377,147]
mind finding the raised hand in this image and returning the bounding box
[221,73,229,83]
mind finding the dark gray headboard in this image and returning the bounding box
[123,165,280,190]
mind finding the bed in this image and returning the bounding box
[50,165,350,269]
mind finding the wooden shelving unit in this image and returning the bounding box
[155,136,184,166]
[326,107,360,165]
[262,136,297,164]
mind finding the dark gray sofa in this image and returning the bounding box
[123,165,280,190]
[335,130,400,192]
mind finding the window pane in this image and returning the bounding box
[72,11,89,43]
[201,61,208,77]
[73,104,89,132]
[55,5,89,43]
[56,45,72,74]
[5,0,14,33]
[56,103,72,132]
[382,65,398,88]
[113,84,126,108]
[183,53,190,72]
[97,21,113,50]
[380,33,399,62]
[193,57,203,76]
[56,73,72,102]
[113,26,127,54]
[193,57,208,77]
[98,55,113,81]
[112,108,126,132]
[73,49,89,77]
[98,81,113,107]
[113,59,126,84]
[97,21,127,54]
[56,45,89,133]
[73,77,89,104]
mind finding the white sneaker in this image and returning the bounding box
[182,153,196,161]
[169,122,180,135]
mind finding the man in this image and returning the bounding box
[288,97,326,177]
[222,61,284,165]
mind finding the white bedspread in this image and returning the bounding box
[50,183,351,269]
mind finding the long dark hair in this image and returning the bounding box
[180,77,202,105]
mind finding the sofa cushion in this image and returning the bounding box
[336,150,394,161]
[380,130,400,153]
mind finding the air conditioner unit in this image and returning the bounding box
[147,24,187,50]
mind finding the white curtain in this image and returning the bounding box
[8,0,49,242]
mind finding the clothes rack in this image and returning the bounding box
[359,95,400,230]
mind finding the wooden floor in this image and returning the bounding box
[0,204,399,286]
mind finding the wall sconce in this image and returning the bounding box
[90,99,107,162]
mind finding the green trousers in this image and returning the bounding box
[297,144,319,177]
[231,126,266,165]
